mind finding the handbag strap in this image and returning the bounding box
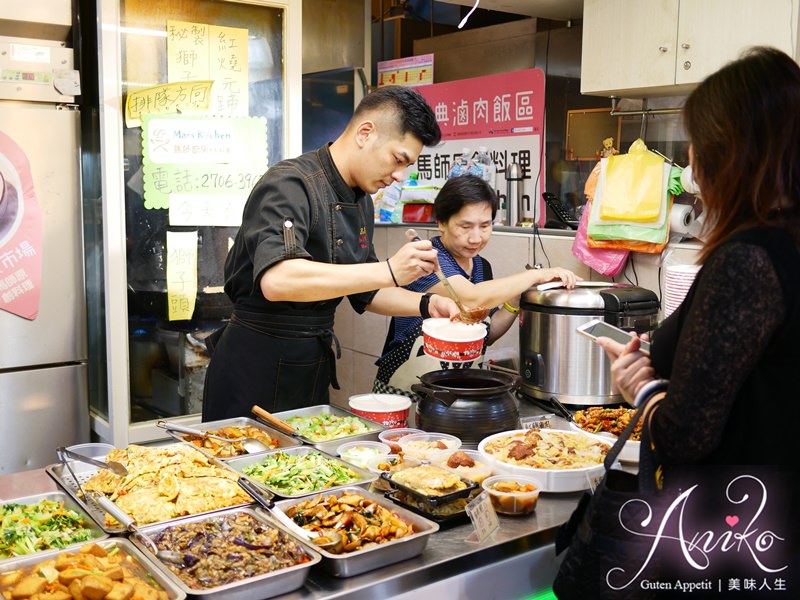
[602,380,670,490]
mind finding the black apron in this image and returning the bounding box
[202,308,340,421]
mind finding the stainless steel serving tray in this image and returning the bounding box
[269,405,385,454]
[131,507,320,600]
[164,416,302,461]
[0,491,109,566]
[227,446,376,499]
[45,443,252,535]
[273,486,439,578]
[0,537,186,600]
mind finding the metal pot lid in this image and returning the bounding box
[521,282,629,309]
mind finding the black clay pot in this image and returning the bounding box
[410,369,521,449]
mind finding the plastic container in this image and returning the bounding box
[376,181,403,223]
[378,427,424,453]
[432,449,494,484]
[397,432,461,462]
[421,318,487,361]
[482,474,542,516]
[336,440,391,468]
[348,393,412,429]
[364,453,422,492]
[448,147,472,179]
[475,146,496,187]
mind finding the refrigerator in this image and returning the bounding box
[0,34,89,474]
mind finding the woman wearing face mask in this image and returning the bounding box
[373,174,579,399]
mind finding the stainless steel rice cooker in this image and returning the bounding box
[519,283,659,406]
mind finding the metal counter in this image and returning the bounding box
[1,402,579,600]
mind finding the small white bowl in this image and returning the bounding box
[482,474,542,516]
[397,432,462,462]
[378,428,425,453]
[335,440,391,468]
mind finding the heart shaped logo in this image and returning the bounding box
[725,515,739,527]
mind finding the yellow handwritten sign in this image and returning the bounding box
[125,81,213,128]
[166,230,198,321]
[167,20,249,116]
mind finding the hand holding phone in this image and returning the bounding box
[576,319,651,355]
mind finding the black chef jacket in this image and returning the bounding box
[202,144,379,421]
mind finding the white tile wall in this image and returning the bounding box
[330,226,701,402]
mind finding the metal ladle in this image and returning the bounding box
[156,420,270,454]
[91,493,184,565]
[406,229,489,324]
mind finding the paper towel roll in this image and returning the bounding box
[670,204,695,235]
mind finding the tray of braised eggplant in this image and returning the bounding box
[130,507,320,600]
[273,486,438,577]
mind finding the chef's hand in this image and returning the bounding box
[534,267,581,289]
[386,239,439,286]
[428,294,461,320]
[597,334,654,406]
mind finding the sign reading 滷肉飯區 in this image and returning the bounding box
[416,69,546,224]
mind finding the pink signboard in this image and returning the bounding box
[416,69,546,224]
[0,131,42,320]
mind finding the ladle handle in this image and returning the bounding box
[251,405,296,435]
[406,230,468,313]
[237,477,311,540]
[92,493,136,531]
[157,420,228,442]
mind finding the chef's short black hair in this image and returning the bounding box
[434,175,498,223]
[353,85,441,147]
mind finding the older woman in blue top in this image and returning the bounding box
[373,175,579,398]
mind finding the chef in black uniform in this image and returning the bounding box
[203,86,456,421]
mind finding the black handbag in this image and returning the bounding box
[553,385,668,600]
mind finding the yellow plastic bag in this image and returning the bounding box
[599,139,664,222]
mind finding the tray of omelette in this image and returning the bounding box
[46,443,252,534]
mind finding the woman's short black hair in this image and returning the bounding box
[434,175,498,223]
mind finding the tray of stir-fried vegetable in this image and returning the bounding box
[0,492,107,565]
[226,446,376,499]
[263,405,385,455]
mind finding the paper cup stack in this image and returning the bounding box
[663,264,700,318]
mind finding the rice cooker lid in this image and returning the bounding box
[521,282,659,313]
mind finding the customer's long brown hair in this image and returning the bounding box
[683,46,800,262]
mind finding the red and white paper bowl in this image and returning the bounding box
[348,393,412,429]
[421,318,486,361]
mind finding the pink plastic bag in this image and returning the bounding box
[572,201,629,277]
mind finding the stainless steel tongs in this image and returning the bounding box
[57,447,128,476]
